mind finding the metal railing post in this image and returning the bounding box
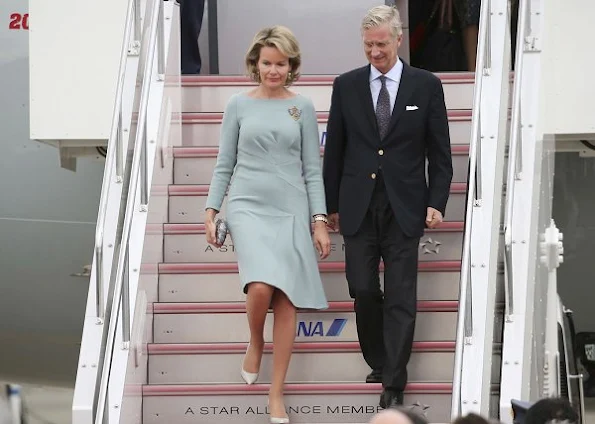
[93,0,161,421]
[140,119,149,211]
[95,246,104,323]
[503,0,530,321]
[131,0,142,54]
[92,0,136,324]
[116,109,123,182]
[451,0,490,417]
[122,246,131,348]
[475,120,483,205]
[157,0,165,79]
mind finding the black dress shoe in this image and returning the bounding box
[379,389,404,408]
[366,370,383,383]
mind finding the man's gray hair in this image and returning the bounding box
[361,5,403,38]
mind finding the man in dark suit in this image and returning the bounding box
[323,5,453,408]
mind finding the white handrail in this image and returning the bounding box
[134,0,142,47]
[93,0,139,322]
[504,0,530,321]
[93,0,163,421]
[451,0,491,418]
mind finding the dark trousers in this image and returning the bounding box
[344,175,420,391]
[180,0,205,74]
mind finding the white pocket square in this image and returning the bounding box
[406,105,419,111]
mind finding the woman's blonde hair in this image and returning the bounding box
[245,26,301,86]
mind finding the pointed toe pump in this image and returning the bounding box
[240,343,259,384]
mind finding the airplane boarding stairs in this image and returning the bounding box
[71,0,512,421]
[137,73,503,423]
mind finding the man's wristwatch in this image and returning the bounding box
[313,214,328,224]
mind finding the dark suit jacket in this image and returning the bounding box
[322,62,453,238]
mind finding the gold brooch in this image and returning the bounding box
[288,106,302,121]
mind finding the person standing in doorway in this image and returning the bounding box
[179,0,206,74]
[323,4,453,408]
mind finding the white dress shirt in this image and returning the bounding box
[369,58,404,113]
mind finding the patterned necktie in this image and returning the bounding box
[376,75,391,139]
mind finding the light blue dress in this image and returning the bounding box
[205,93,329,310]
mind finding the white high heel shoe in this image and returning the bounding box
[240,344,259,385]
[268,399,289,423]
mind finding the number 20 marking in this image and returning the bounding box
[9,13,29,30]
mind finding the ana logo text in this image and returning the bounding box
[297,318,347,337]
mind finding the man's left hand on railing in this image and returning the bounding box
[426,207,444,229]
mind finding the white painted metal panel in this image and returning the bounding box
[174,151,471,185]
[180,117,473,147]
[163,230,464,263]
[143,390,453,424]
[168,191,468,223]
[499,0,571,418]
[158,271,462,303]
[147,191,169,225]
[149,350,455,384]
[541,0,595,137]
[29,0,129,141]
[142,233,164,264]
[153,311,458,343]
[182,81,475,113]
[454,0,511,416]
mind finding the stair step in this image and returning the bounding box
[143,382,453,423]
[158,262,461,303]
[148,341,456,354]
[157,260,463,274]
[179,110,473,148]
[167,183,468,224]
[162,222,464,263]
[147,341,456,385]
[181,73,476,112]
[172,145,471,185]
[152,301,458,343]
[163,221,465,234]
[153,300,459,313]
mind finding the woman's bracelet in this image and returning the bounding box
[313,214,328,224]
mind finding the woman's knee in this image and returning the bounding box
[246,282,275,299]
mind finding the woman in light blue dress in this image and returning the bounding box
[204,26,330,423]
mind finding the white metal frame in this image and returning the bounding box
[498,0,548,421]
[452,0,511,418]
[72,0,175,422]
[72,0,143,420]
[105,3,174,421]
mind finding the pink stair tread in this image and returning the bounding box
[142,382,453,396]
[147,341,456,355]
[157,260,462,274]
[152,300,459,314]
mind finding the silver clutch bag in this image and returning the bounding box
[215,218,228,245]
